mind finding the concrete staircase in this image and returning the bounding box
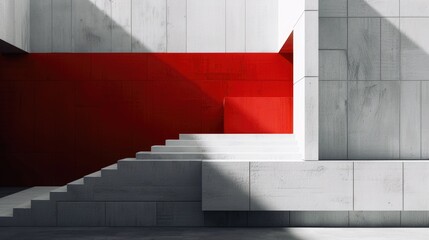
[0,134,301,227]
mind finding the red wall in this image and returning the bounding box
[0,53,293,186]
[224,97,293,133]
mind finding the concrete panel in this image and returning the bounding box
[14,0,30,51]
[187,0,225,52]
[381,18,400,81]
[305,11,319,78]
[400,82,421,159]
[354,162,403,211]
[319,81,347,159]
[248,212,290,227]
[319,18,347,50]
[72,0,93,52]
[106,202,156,226]
[167,0,186,52]
[132,0,166,52]
[401,212,429,227]
[250,162,353,211]
[319,0,347,17]
[226,0,245,52]
[90,0,112,52]
[404,162,429,210]
[3,0,15,44]
[348,0,400,17]
[57,202,106,227]
[348,18,381,80]
[401,0,429,16]
[294,13,305,82]
[202,161,249,211]
[246,0,278,52]
[30,0,52,52]
[401,18,429,80]
[52,0,72,52]
[294,77,319,160]
[203,212,248,227]
[290,211,349,227]
[95,160,201,201]
[30,199,57,226]
[156,202,204,227]
[112,0,132,52]
[349,211,401,227]
[423,82,429,158]
[319,50,347,80]
[348,81,400,159]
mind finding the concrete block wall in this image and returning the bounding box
[29,0,282,53]
[319,0,429,160]
[203,160,429,212]
[0,0,30,52]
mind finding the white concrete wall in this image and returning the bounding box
[29,0,283,53]
[0,0,30,52]
[319,0,429,160]
[292,0,319,160]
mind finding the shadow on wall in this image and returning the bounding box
[320,0,429,160]
[0,0,293,186]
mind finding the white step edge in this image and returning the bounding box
[165,140,297,146]
[179,134,295,140]
[151,145,300,153]
[136,152,302,160]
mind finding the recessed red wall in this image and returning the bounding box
[224,97,293,133]
[0,53,293,186]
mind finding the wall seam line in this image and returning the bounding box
[346,0,349,160]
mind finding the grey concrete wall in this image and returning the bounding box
[203,160,429,212]
[0,0,30,53]
[319,0,429,160]
[29,0,281,53]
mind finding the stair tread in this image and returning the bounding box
[68,178,84,185]
[102,164,118,170]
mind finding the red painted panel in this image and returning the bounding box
[224,97,293,134]
[0,53,293,186]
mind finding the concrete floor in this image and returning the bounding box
[0,227,427,240]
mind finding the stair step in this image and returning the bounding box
[166,140,296,146]
[179,134,295,141]
[152,145,299,153]
[68,178,84,186]
[102,164,118,171]
[85,171,101,178]
[136,152,301,160]
[0,187,58,217]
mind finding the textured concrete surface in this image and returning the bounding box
[0,227,428,240]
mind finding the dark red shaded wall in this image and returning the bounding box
[0,53,293,186]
